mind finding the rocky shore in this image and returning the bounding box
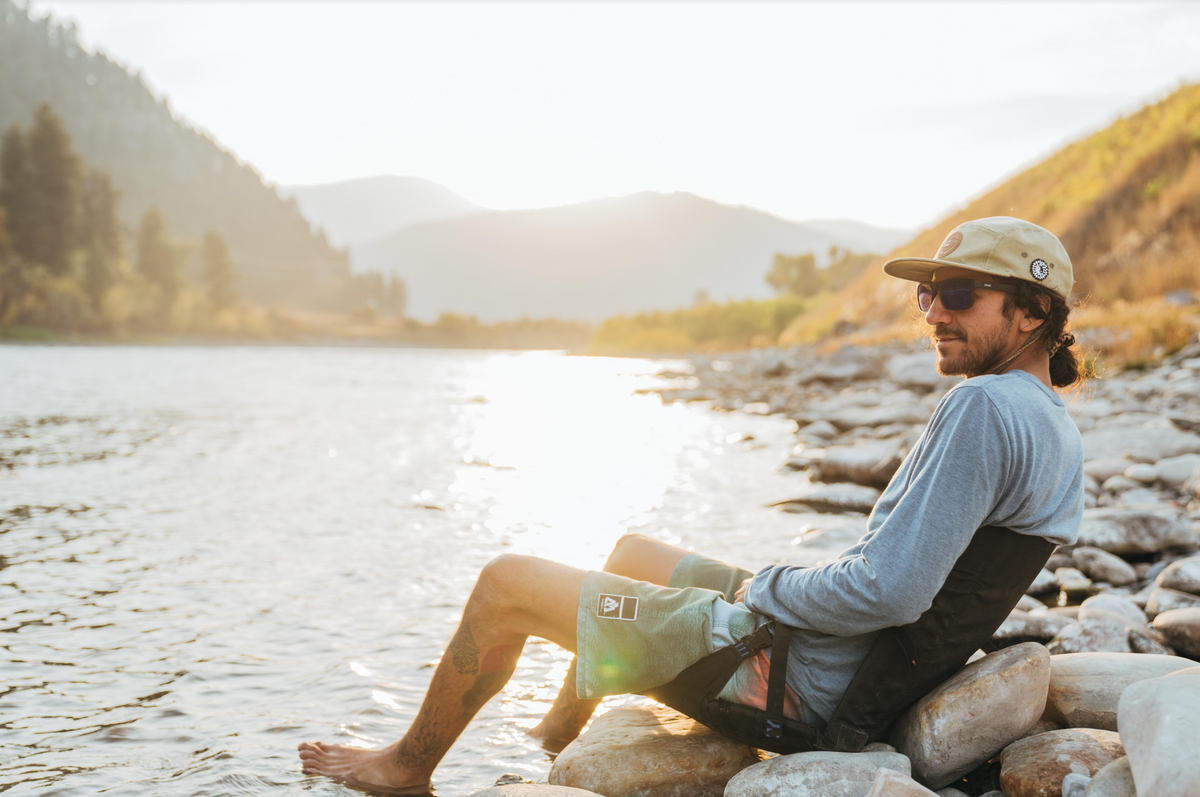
[482,339,1200,797]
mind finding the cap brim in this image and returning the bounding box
[882,257,1010,283]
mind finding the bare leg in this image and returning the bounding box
[298,555,585,794]
[528,534,691,750]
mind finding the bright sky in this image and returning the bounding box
[34,1,1200,229]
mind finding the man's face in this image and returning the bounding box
[923,267,1025,378]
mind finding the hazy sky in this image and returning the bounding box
[34,1,1200,229]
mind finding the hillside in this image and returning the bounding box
[0,1,366,310]
[281,175,484,248]
[793,81,1200,357]
[352,191,911,322]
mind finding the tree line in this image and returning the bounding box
[765,246,878,298]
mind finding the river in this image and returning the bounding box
[0,345,862,796]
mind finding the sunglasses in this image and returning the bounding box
[917,278,1018,312]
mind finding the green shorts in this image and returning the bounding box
[574,553,757,700]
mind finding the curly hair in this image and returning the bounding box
[1003,281,1084,388]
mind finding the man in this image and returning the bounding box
[298,216,1084,793]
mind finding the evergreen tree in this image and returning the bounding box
[136,208,180,313]
[0,124,36,263]
[200,230,235,310]
[80,169,120,308]
[27,103,81,275]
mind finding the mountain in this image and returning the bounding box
[800,81,1200,339]
[0,0,369,310]
[281,175,484,248]
[352,191,911,322]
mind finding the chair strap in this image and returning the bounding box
[764,622,791,739]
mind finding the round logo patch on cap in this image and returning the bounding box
[937,230,963,259]
[1030,258,1049,281]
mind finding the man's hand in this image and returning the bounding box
[733,577,752,604]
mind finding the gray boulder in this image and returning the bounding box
[1083,757,1135,797]
[1043,652,1199,731]
[1117,672,1200,797]
[1151,607,1200,658]
[724,751,911,797]
[1156,555,1200,595]
[1075,508,1199,555]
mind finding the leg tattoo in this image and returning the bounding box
[448,623,480,676]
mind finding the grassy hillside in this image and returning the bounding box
[786,82,1200,366]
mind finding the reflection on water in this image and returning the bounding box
[0,346,859,796]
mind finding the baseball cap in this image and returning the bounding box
[883,216,1073,299]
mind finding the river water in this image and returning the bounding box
[1,345,862,796]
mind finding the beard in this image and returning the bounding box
[931,319,1013,378]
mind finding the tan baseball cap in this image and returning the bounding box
[883,216,1073,299]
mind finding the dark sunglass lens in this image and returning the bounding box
[917,284,934,312]
[941,286,974,311]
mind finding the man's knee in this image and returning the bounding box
[604,534,655,573]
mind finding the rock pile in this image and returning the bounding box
[566,338,1200,797]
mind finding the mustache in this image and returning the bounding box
[932,324,966,341]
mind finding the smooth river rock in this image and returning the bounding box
[1077,595,1148,631]
[890,643,1050,789]
[723,751,911,797]
[547,705,763,797]
[1074,508,1198,555]
[992,610,1076,647]
[1070,548,1137,587]
[1153,453,1200,488]
[1042,653,1199,731]
[862,769,938,797]
[472,788,604,797]
[1145,587,1200,618]
[1082,757,1135,797]
[1028,568,1058,595]
[1117,672,1200,797]
[1151,607,1200,658]
[811,442,904,490]
[1046,616,1131,655]
[773,482,882,515]
[1080,424,1200,463]
[999,729,1125,797]
[1156,555,1200,595]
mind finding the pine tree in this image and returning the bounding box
[27,104,81,275]
[80,170,121,308]
[136,208,179,313]
[200,230,235,310]
[0,124,36,263]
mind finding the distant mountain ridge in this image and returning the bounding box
[281,175,484,248]
[349,190,911,322]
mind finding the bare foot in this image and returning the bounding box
[527,715,587,754]
[298,740,431,795]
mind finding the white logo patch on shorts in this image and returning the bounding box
[597,593,639,621]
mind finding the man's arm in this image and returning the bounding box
[744,386,1011,637]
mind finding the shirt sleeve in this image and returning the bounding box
[744,385,1012,636]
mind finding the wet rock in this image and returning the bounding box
[1028,569,1058,595]
[999,729,1124,797]
[548,705,763,797]
[1071,548,1138,587]
[1154,453,1200,488]
[772,483,882,514]
[811,442,904,489]
[723,751,911,797]
[863,769,938,797]
[1043,653,1198,731]
[1156,555,1200,595]
[1075,508,1199,555]
[1082,757,1135,797]
[890,643,1050,789]
[1151,607,1200,658]
[1145,587,1200,618]
[473,788,603,797]
[1117,672,1200,797]
[1080,424,1200,463]
[993,610,1076,646]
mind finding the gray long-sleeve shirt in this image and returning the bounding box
[744,370,1084,722]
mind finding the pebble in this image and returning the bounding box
[999,729,1124,797]
[1077,595,1148,631]
[993,610,1076,646]
[890,643,1050,789]
[1117,672,1200,797]
[1123,463,1158,483]
[1055,567,1092,592]
[1046,616,1130,655]
[1100,475,1139,493]
[1154,453,1200,488]
[1145,587,1200,618]
[1062,772,1091,797]
[547,705,763,797]
[1151,607,1200,658]
[724,751,912,797]
[1071,548,1138,587]
[1156,555,1200,595]
[1084,459,1133,483]
[1042,652,1198,731]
